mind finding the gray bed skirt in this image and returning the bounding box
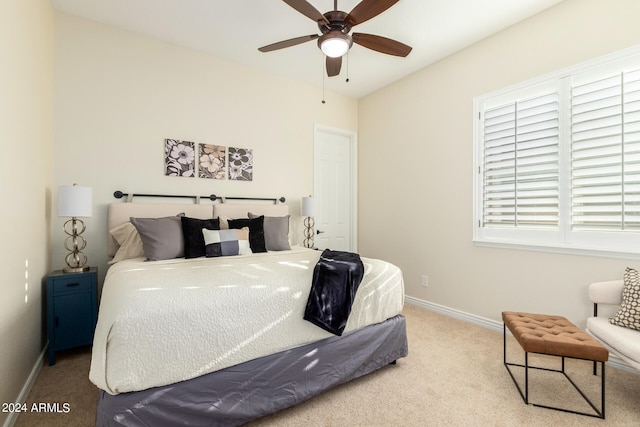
[96,314,408,426]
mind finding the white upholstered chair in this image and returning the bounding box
[586,280,640,372]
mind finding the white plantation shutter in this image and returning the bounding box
[475,47,640,256]
[625,69,640,230]
[483,92,559,228]
[571,68,640,231]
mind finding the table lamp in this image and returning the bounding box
[58,184,92,272]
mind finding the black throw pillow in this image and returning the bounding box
[181,217,220,258]
[228,216,267,253]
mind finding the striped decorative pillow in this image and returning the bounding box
[202,227,252,257]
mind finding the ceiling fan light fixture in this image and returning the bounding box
[319,31,352,58]
[258,0,412,78]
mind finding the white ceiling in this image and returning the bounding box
[51,0,563,99]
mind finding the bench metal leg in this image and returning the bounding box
[503,323,605,419]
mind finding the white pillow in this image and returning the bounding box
[108,222,145,264]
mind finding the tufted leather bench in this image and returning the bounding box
[503,312,609,362]
[502,311,608,418]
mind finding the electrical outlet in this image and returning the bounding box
[421,275,429,287]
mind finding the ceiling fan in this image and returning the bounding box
[258,0,412,77]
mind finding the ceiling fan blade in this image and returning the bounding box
[258,34,319,52]
[326,56,342,77]
[352,33,412,57]
[345,0,400,26]
[283,0,330,25]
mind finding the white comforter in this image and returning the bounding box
[89,247,404,395]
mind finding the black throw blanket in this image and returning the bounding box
[304,249,364,336]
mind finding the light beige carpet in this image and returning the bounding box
[14,304,640,426]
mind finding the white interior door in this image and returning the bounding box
[313,124,357,251]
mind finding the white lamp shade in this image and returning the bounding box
[58,185,93,217]
[301,196,316,217]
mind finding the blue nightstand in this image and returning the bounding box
[47,268,97,365]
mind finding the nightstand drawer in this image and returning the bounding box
[51,276,93,294]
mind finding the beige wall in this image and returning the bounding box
[0,0,54,423]
[358,0,640,327]
[53,13,358,282]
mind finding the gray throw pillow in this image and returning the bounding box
[130,214,185,261]
[248,212,290,251]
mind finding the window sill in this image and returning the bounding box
[473,238,640,261]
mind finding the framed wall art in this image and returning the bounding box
[165,139,195,177]
[228,147,253,181]
[199,144,226,179]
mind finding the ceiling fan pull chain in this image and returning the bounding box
[346,51,350,83]
[322,55,326,104]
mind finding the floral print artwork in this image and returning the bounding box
[199,144,226,179]
[164,139,253,182]
[228,147,253,181]
[165,139,195,177]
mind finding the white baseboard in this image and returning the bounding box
[405,295,637,375]
[3,345,47,427]
[405,296,504,332]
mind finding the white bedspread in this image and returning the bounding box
[89,247,404,395]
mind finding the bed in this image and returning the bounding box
[91,198,408,426]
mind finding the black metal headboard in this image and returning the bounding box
[113,191,285,204]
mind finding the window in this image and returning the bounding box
[474,46,640,258]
